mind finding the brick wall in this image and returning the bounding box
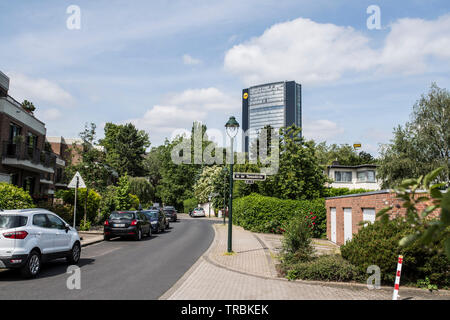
[325,191,440,246]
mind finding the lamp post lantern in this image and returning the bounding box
[225,116,239,253]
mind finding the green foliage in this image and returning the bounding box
[378,83,450,188]
[37,202,73,225]
[315,142,376,166]
[322,188,375,198]
[340,218,450,287]
[79,219,91,231]
[183,197,198,213]
[56,188,101,225]
[99,185,118,220]
[284,255,364,282]
[233,194,326,238]
[281,217,314,265]
[21,99,36,114]
[128,177,154,206]
[377,167,450,260]
[99,122,150,177]
[0,183,35,209]
[116,174,135,210]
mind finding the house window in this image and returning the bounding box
[357,170,376,182]
[335,171,352,182]
[9,123,22,142]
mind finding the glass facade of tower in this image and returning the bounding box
[242,81,302,153]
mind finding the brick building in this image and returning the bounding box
[325,190,439,246]
[0,71,57,200]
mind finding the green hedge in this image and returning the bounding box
[323,188,374,198]
[341,218,450,287]
[0,183,34,209]
[284,255,364,282]
[233,194,326,238]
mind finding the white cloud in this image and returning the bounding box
[183,54,202,65]
[302,119,344,141]
[6,72,75,107]
[224,15,450,85]
[127,87,239,143]
[36,108,63,121]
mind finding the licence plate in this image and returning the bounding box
[114,224,125,227]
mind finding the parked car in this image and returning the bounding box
[190,207,206,217]
[163,207,177,222]
[142,209,168,233]
[104,211,151,241]
[0,208,81,278]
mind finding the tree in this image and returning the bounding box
[129,177,154,206]
[315,142,375,166]
[378,84,450,188]
[99,123,150,177]
[268,125,328,200]
[21,100,36,114]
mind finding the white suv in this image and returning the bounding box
[0,208,81,278]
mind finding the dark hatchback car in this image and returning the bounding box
[142,209,169,233]
[104,211,151,241]
[163,207,178,222]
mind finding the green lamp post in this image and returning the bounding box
[225,116,239,253]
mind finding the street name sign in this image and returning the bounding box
[233,172,266,181]
[68,171,86,189]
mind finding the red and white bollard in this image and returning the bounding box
[392,255,403,300]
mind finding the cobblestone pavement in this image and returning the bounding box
[161,222,450,300]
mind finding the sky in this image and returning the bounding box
[1,0,450,156]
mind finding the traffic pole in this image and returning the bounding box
[73,176,79,228]
[392,255,403,300]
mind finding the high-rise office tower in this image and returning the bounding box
[242,81,302,153]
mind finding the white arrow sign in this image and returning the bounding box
[68,171,86,189]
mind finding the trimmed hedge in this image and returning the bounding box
[183,197,198,214]
[323,187,374,198]
[284,255,364,282]
[233,193,326,238]
[341,217,450,287]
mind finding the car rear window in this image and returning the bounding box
[109,212,135,220]
[195,208,204,211]
[143,211,158,218]
[0,215,28,229]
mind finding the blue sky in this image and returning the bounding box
[1,0,449,155]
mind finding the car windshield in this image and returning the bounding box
[194,208,204,211]
[143,211,158,218]
[109,212,135,220]
[0,215,28,229]
[164,209,174,213]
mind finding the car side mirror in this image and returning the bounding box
[65,223,70,232]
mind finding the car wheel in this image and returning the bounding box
[67,242,81,264]
[21,250,41,278]
[135,228,142,241]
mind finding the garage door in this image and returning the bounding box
[330,208,336,243]
[344,208,352,243]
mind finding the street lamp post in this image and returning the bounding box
[225,116,239,253]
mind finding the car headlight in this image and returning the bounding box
[151,221,157,225]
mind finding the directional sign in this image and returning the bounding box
[68,171,86,189]
[233,172,266,181]
[245,180,254,184]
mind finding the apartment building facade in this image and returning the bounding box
[325,162,382,190]
[0,71,61,200]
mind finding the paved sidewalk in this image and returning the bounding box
[161,223,450,300]
[78,231,104,247]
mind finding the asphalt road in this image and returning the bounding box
[0,217,216,299]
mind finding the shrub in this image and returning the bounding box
[0,183,34,209]
[233,193,326,238]
[285,255,364,282]
[340,217,450,287]
[323,188,374,198]
[183,197,198,214]
[79,219,91,231]
[56,189,101,225]
[36,201,72,224]
[281,217,314,265]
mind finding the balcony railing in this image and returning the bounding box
[1,141,56,169]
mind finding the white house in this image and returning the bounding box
[325,162,381,190]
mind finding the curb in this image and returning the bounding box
[81,236,104,248]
